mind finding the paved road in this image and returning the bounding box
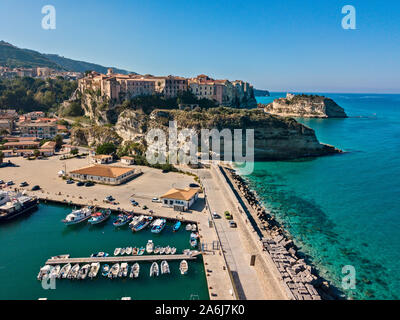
[198,169,266,300]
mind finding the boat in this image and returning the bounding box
[191,224,197,231]
[151,218,166,233]
[159,247,165,255]
[102,264,110,277]
[121,248,126,255]
[50,254,70,260]
[171,247,177,255]
[130,263,139,278]
[146,240,154,254]
[165,246,172,255]
[138,247,145,255]
[60,263,71,279]
[62,207,92,226]
[179,260,189,275]
[130,215,153,232]
[190,238,198,248]
[125,247,132,255]
[150,262,159,277]
[154,246,160,254]
[89,263,100,279]
[50,265,61,279]
[173,221,181,232]
[79,264,90,280]
[113,213,132,227]
[37,265,51,281]
[190,232,199,239]
[128,215,140,228]
[132,247,138,255]
[88,209,111,225]
[161,261,170,275]
[114,248,121,256]
[68,264,80,279]
[0,193,38,222]
[109,263,120,278]
[91,252,109,258]
[120,263,129,277]
[185,224,192,231]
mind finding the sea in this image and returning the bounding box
[237,93,400,299]
[0,203,209,300]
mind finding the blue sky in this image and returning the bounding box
[1,0,399,93]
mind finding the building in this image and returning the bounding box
[0,119,13,133]
[3,141,40,150]
[92,154,113,164]
[18,122,58,139]
[120,156,135,165]
[160,187,199,211]
[39,141,56,156]
[69,165,136,185]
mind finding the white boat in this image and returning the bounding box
[68,264,80,279]
[154,246,160,254]
[150,262,159,277]
[120,248,126,255]
[37,265,51,281]
[120,263,129,277]
[79,264,90,280]
[179,260,189,275]
[62,207,92,226]
[49,265,61,279]
[130,263,140,278]
[89,263,100,279]
[165,246,172,255]
[146,240,154,254]
[159,247,165,255]
[161,261,170,275]
[125,247,132,255]
[191,224,197,231]
[185,224,192,231]
[171,247,177,255]
[114,248,121,256]
[109,263,120,278]
[60,263,71,279]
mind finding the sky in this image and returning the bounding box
[0,0,399,93]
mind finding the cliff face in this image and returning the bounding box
[70,126,122,148]
[261,93,347,118]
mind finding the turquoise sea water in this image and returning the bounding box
[0,203,209,300]
[240,93,400,299]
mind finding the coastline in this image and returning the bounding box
[220,164,345,300]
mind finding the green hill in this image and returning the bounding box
[0,41,133,74]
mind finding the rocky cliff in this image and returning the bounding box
[261,93,347,118]
[70,125,122,148]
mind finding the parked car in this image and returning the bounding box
[6,181,14,186]
[76,181,84,187]
[31,185,40,191]
[0,180,4,184]
[152,198,161,203]
[19,182,29,187]
[66,179,74,184]
[224,211,233,220]
[130,199,138,206]
[212,212,221,219]
[85,181,94,187]
[105,195,115,201]
[189,183,199,188]
[229,221,237,228]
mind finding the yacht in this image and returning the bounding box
[0,193,38,222]
[62,207,92,225]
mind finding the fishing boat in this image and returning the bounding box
[113,213,132,227]
[60,263,71,279]
[91,252,109,258]
[128,215,140,228]
[120,263,128,277]
[102,264,110,277]
[165,246,172,255]
[79,264,90,280]
[88,209,111,225]
[154,246,160,254]
[37,265,51,281]
[130,263,140,278]
[171,247,177,255]
[151,218,166,233]
[62,207,92,225]
[159,247,165,255]
[185,224,192,231]
[146,240,154,254]
[109,264,120,278]
[89,263,100,279]
[173,221,181,232]
[130,215,153,232]
[161,261,170,275]
[125,247,132,255]
[0,193,38,222]
[114,248,121,256]
[179,260,189,275]
[132,247,138,255]
[150,262,159,277]
[138,247,145,255]
[68,264,80,279]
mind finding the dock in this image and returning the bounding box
[45,253,201,265]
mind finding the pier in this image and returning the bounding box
[45,253,201,265]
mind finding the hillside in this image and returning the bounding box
[0,41,133,74]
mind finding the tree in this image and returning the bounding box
[70,148,79,155]
[0,151,3,163]
[33,149,40,157]
[96,142,116,155]
[54,134,63,149]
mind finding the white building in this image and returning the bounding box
[160,187,199,211]
[69,165,136,185]
[120,156,135,165]
[92,154,113,164]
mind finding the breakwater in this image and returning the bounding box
[222,166,344,300]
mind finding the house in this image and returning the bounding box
[39,141,56,156]
[120,156,135,165]
[3,141,40,150]
[160,187,200,211]
[92,154,113,164]
[69,165,136,185]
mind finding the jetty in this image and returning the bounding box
[45,253,201,265]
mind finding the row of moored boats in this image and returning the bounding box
[113,240,178,256]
